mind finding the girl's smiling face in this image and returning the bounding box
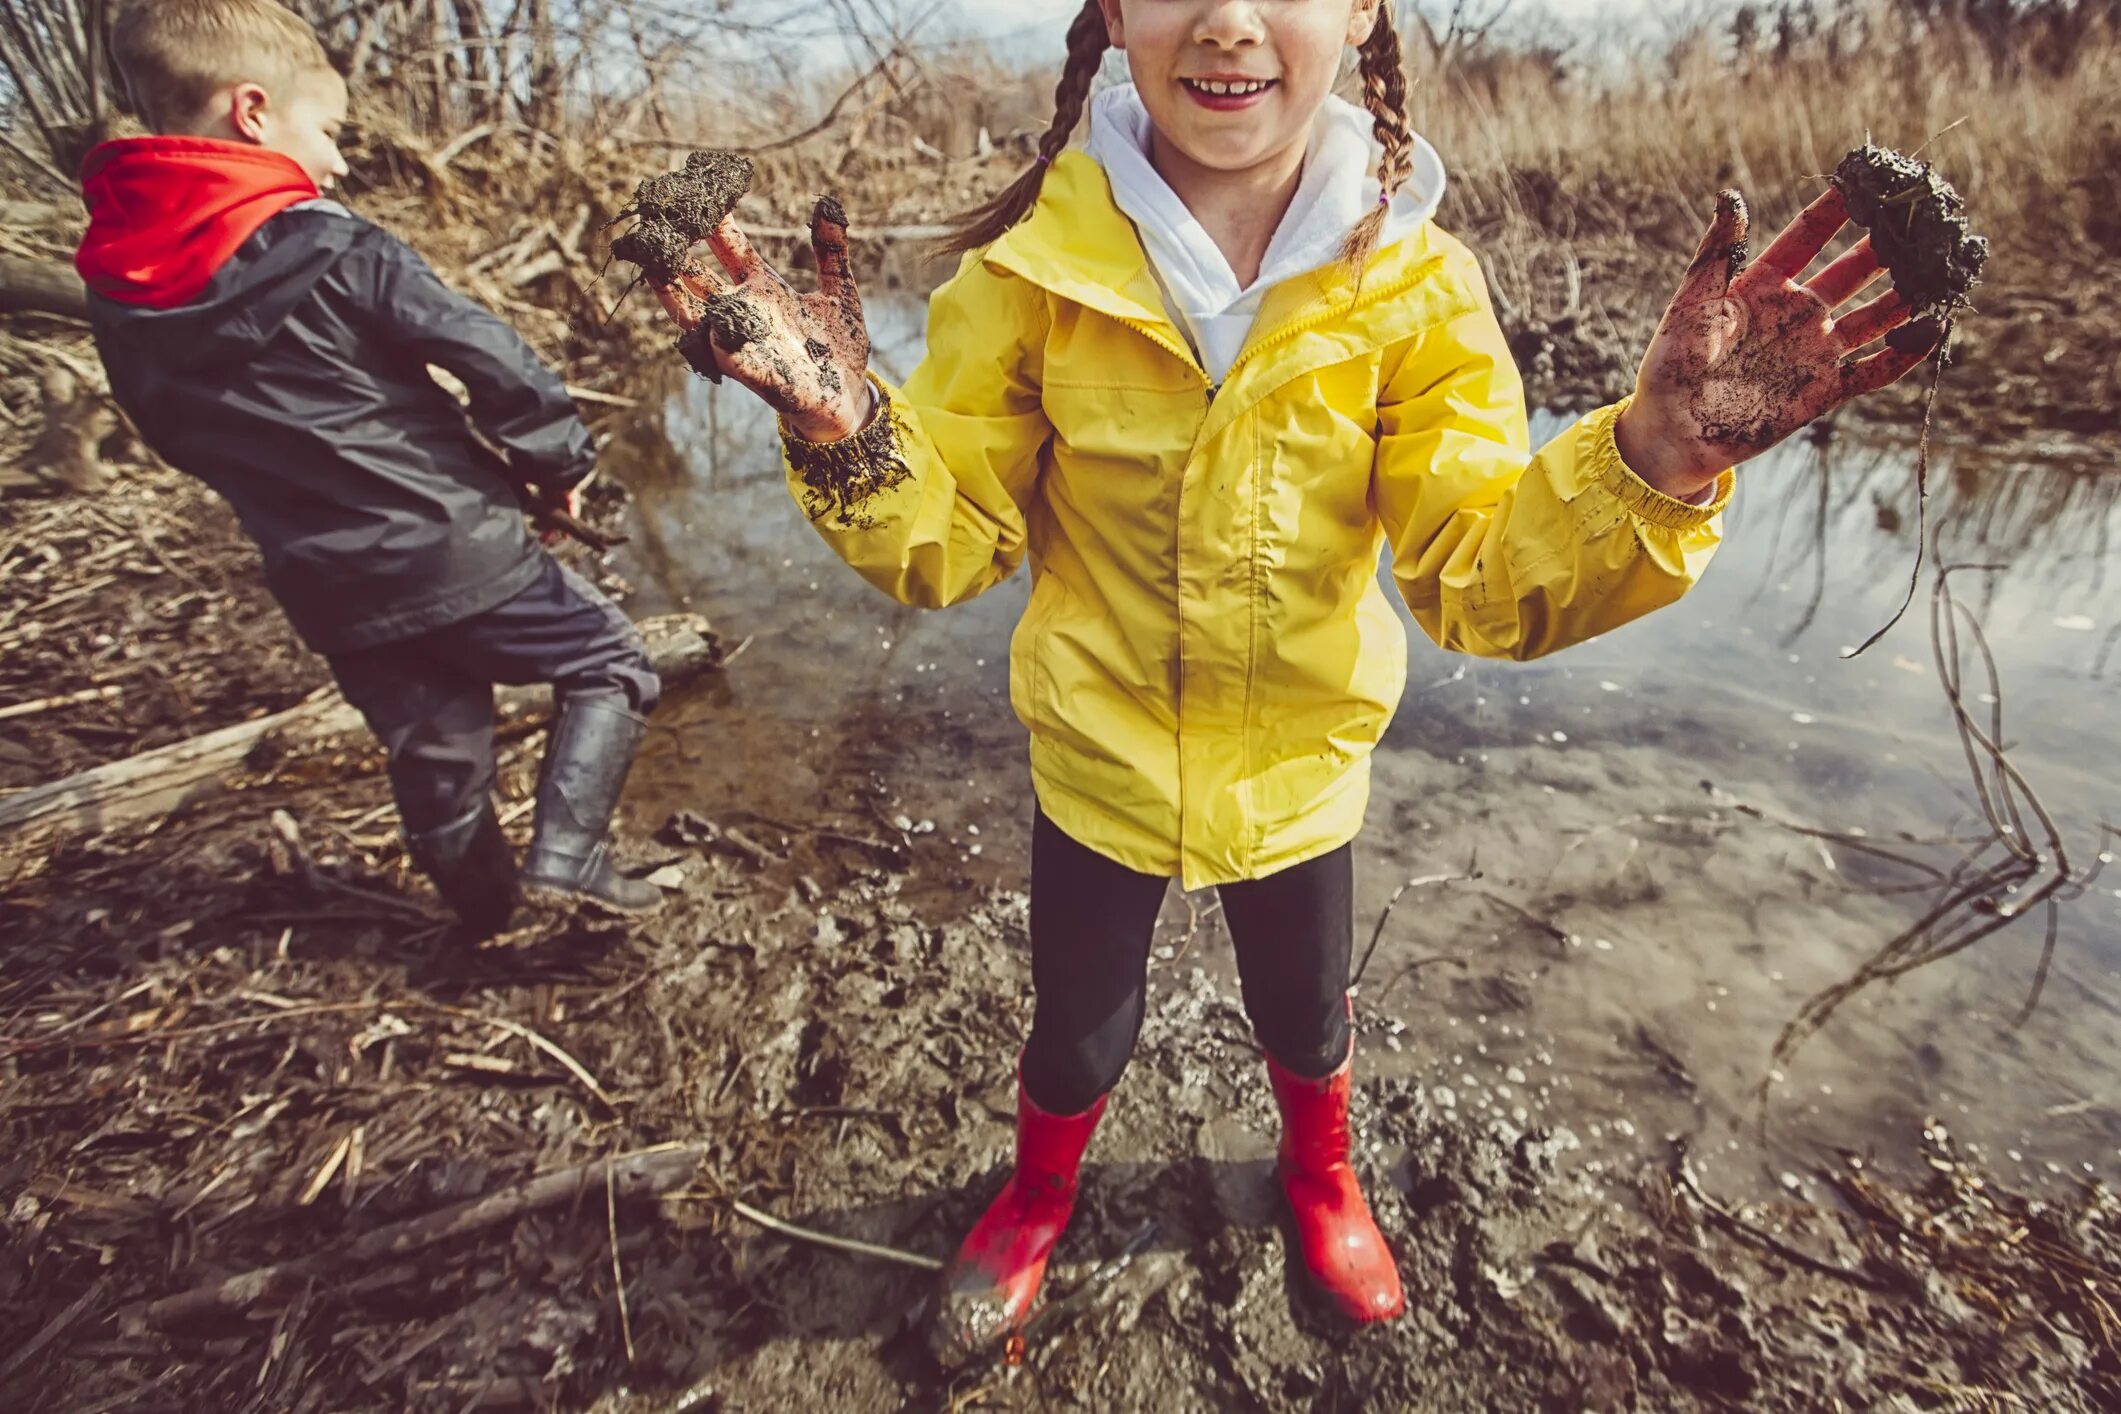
[1097,0,1379,179]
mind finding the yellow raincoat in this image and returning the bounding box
[785,153,1733,888]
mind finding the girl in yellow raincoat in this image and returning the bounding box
[645,0,1936,1360]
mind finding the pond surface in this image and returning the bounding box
[607,295,2120,1199]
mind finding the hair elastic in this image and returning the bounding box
[1035,152,1053,167]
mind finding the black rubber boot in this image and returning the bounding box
[406,798,519,937]
[519,696,664,913]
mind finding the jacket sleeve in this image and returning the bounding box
[354,231,596,489]
[1371,260,1733,661]
[782,255,1052,609]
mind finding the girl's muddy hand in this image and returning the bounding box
[649,196,874,443]
[1614,187,1941,499]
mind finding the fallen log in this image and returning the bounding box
[0,254,90,322]
[120,1144,707,1331]
[22,364,115,493]
[0,613,717,839]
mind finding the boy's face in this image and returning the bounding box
[1098,0,1379,180]
[229,67,351,191]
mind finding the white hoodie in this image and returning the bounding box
[1083,83,1448,383]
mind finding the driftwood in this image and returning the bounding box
[120,1144,707,1331]
[21,364,113,493]
[0,254,89,321]
[0,613,717,838]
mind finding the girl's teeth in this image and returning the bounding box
[1193,80,1269,96]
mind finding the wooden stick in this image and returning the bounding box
[412,1001,621,1112]
[606,1154,636,1365]
[540,506,628,553]
[120,1145,706,1331]
[563,383,638,409]
[1669,1141,1883,1290]
[0,615,715,838]
[0,1275,109,1382]
[724,1197,943,1272]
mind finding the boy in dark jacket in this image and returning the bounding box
[77,0,664,930]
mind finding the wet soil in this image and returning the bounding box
[1830,143,1989,324]
[4,749,2117,1411]
[702,293,770,355]
[611,152,756,286]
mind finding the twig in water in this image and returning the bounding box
[1845,324,1952,659]
[1351,857,1479,988]
[1765,564,2089,1114]
[1669,1140,1883,1290]
[1373,954,1475,1003]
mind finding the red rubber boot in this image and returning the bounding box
[930,1079,1109,1364]
[1266,1045,1407,1324]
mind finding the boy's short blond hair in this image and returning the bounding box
[112,0,339,133]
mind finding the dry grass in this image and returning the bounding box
[1410,0,2121,249]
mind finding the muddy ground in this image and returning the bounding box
[3,698,2117,1413]
[4,457,2119,1411]
[5,136,2120,1412]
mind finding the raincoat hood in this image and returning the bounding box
[1084,83,1447,379]
[77,136,318,308]
[86,190,594,656]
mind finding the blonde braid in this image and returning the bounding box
[938,0,1109,258]
[1339,2,1416,273]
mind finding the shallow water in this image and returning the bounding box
[609,297,2120,1198]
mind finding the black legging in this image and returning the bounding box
[1019,810,1353,1115]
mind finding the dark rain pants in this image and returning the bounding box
[1019,809,1355,1115]
[326,555,658,835]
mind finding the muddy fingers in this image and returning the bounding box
[1748,186,1851,282]
[1670,189,1750,311]
[1831,288,1912,352]
[705,217,773,287]
[614,151,875,440]
[810,194,854,298]
[1839,333,1941,402]
[1805,236,1887,310]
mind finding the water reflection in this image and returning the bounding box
[609,296,2119,1192]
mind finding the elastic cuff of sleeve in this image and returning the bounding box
[1583,398,1734,529]
[780,374,909,527]
[778,372,885,450]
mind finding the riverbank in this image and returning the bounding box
[4,705,2116,1410]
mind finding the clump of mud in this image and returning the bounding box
[702,292,770,354]
[610,150,755,285]
[1830,143,1988,335]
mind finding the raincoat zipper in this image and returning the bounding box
[1222,264,1436,385]
[1100,258,1433,880]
